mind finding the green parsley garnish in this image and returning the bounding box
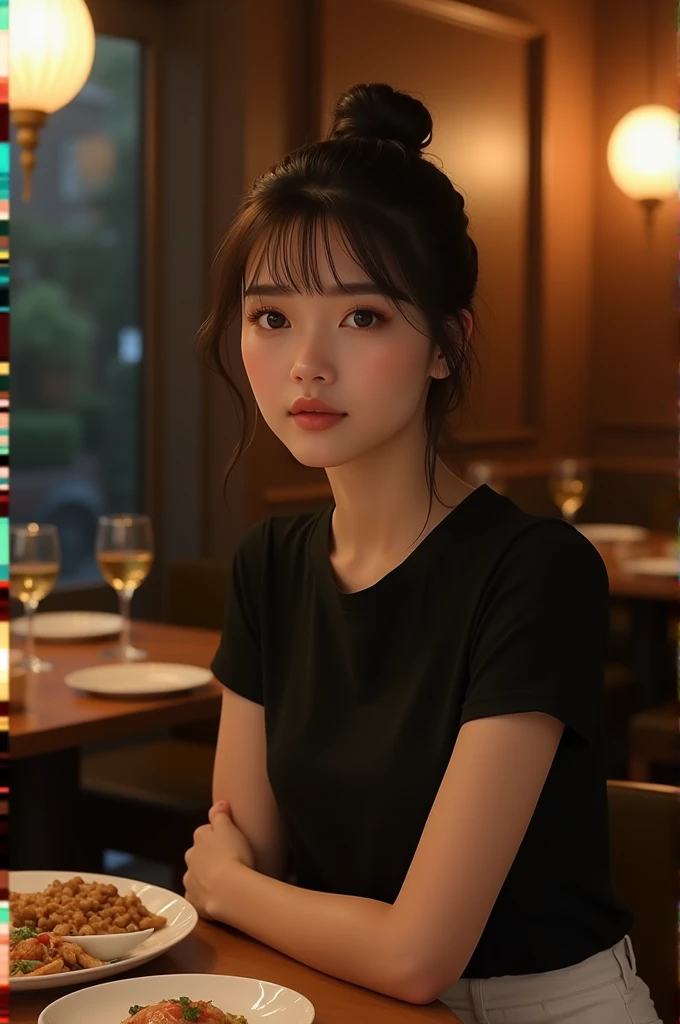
[10,960,42,976]
[10,927,39,944]
[169,998,201,1021]
[127,996,225,1021]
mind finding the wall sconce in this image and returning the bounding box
[10,0,96,201]
[606,104,677,214]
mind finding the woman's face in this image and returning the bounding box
[241,227,448,470]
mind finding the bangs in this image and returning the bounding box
[243,204,415,306]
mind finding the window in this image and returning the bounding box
[10,36,143,584]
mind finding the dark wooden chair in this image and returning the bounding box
[165,558,231,631]
[603,663,640,779]
[80,559,231,889]
[627,700,679,784]
[80,738,214,891]
[606,780,679,1024]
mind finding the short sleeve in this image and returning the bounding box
[210,521,266,705]
[461,522,610,745]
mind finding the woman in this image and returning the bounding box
[183,83,661,1024]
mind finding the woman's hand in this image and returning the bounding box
[183,801,255,919]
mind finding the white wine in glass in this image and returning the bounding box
[96,514,154,661]
[549,459,591,523]
[10,523,61,673]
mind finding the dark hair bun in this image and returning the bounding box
[328,83,433,154]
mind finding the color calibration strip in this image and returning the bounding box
[0,0,8,1006]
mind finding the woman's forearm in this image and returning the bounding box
[207,863,419,1001]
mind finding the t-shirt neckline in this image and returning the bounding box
[311,484,494,606]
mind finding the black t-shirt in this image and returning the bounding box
[211,484,632,979]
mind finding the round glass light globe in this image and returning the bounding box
[606,104,678,201]
[9,0,96,115]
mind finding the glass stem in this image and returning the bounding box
[118,589,132,652]
[24,599,38,666]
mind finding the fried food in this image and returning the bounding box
[10,876,167,936]
[9,928,109,978]
[122,998,248,1023]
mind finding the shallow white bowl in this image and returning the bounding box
[38,973,316,1023]
[70,928,154,960]
[10,871,197,991]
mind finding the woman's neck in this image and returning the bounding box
[326,454,475,570]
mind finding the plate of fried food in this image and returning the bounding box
[10,872,198,990]
[38,974,316,1023]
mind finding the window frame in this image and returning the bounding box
[11,0,207,620]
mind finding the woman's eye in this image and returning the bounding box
[342,309,384,329]
[260,311,289,330]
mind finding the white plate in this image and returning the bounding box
[11,611,123,641]
[621,556,679,577]
[65,662,212,697]
[38,973,316,1023]
[10,871,198,991]
[576,523,649,544]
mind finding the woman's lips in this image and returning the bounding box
[291,412,347,431]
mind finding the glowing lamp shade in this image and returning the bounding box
[10,0,95,113]
[9,0,96,200]
[606,105,678,202]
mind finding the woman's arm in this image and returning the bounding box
[203,711,564,1003]
[212,688,288,880]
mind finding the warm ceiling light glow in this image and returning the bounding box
[9,0,96,200]
[606,105,678,204]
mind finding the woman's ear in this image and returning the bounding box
[430,311,472,380]
[430,349,450,380]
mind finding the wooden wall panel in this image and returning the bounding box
[228,0,675,528]
[589,0,676,458]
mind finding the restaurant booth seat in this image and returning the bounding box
[606,780,679,1024]
[167,557,230,746]
[80,737,214,892]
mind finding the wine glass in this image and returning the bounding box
[10,523,61,673]
[96,514,154,661]
[466,461,506,495]
[549,459,591,523]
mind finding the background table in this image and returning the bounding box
[10,919,462,1023]
[11,621,222,759]
[11,622,222,868]
[595,532,677,707]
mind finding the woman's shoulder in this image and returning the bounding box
[234,509,327,570]
[472,489,608,583]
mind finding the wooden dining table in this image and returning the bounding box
[8,545,675,1024]
[11,620,223,869]
[11,621,223,760]
[10,919,462,1022]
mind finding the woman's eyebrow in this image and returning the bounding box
[243,282,404,298]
